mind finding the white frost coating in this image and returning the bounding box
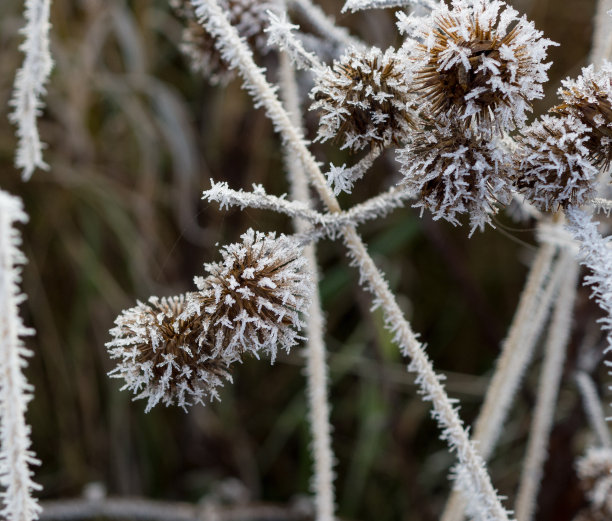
[342,0,437,14]
[514,258,579,521]
[10,0,53,180]
[325,147,382,195]
[192,3,509,517]
[0,191,41,521]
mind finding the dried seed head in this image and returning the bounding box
[406,0,555,133]
[186,229,311,362]
[553,61,612,169]
[575,448,612,519]
[397,119,511,233]
[310,46,415,151]
[107,295,231,412]
[514,115,599,211]
[171,0,274,84]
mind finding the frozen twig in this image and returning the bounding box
[341,0,436,14]
[576,372,612,448]
[325,148,382,195]
[192,1,510,518]
[0,191,41,521]
[514,256,579,521]
[9,0,53,180]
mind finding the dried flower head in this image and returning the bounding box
[514,115,599,211]
[575,447,612,519]
[405,0,555,132]
[171,0,274,84]
[553,61,612,169]
[310,46,414,151]
[107,294,231,412]
[186,229,311,362]
[397,119,511,232]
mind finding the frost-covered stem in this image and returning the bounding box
[193,3,508,517]
[279,52,335,521]
[442,243,559,521]
[287,0,364,50]
[576,372,612,448]
[514,257,579,521]
[10,0,53,180]
[341,0,436,14]
[326,148,382,196]
[592,198,612,215]
[590,0,612,65]
[0,191,41,521]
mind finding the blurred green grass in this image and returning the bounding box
[0,0,604,520]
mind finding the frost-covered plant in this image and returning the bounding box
[186,229,311,362]
[397,118,511,231]
[106,294,233,412]
[402,0,555,133]
[553,61,612,169]
[310,46,415,151]
[574,447,612,521]
[515,115,600,210]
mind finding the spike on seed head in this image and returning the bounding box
[106,295,232,412]
[310,46,415,152]
[407,0,555,133]
[186,229,312,362]
[514,115,599,211]
[553,61,612,169]
[171,0,274,85]
[396,118,511,233]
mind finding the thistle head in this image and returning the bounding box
[187,229,312,362]
[553,61,612,169]
[514,115,599,211]
[310,46,415,151]
[397,118,511,233]
[171,0,274,84]
[106,295,232,412]
[406,0,555,133]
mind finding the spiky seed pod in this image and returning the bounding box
[185,229,311,362]
[310,46,415,151]
[574,448,612,519]
[553,61,612,169]
[107,294,232,412]
[405,0,555,133]
[397,119,511,233]
[514,115,599,211]
[171,0,274,85]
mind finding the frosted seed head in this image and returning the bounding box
[407,0,556,134]
[106,294,231,412]
[514,115,599,211]
[310,46,415,151]
[575,447,612,520]
[397,118,512,233]
[188,229,312,361]
[553,61,612,169]
[171,0,275,85]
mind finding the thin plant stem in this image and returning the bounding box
[191,1,510,518]
[514,253,579,521]
[279,52,335,521]
[576,372,612,448]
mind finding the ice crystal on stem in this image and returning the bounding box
[403,0,555,133]
[515,115,599,211]
[107,295,232,412]
[397,119,511,232]
[0,191,41,521]
[171,0,274,84]
[553,61,612,169]
[187,229,312,362]
[310,46,415,151]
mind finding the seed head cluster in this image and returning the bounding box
[397,120,511,232]
[171,0,273,84]
[405,0,555,133]
[553,61,612,169]
[514,115,599,211]
[573,448,612,521]
[107,230,311,411]
[310,47,414,151]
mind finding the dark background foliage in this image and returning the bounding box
[0,0,606,520]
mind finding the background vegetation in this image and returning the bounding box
[0,0,605,519]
